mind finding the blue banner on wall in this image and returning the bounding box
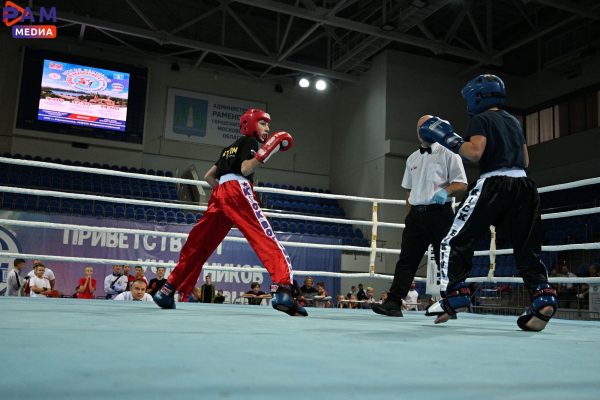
[0,211,341,303]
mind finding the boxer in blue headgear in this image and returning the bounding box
[418,74,557,332]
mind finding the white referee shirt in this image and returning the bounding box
[114,292,153,301]
[402,143,467,206]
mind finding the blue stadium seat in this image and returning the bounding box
[104,205,114,218]
[113,205,125,219]
[176,211,186,224]
[82,203,93,216]
[60,200,72,213]
[13,196,26,210]
[185,212,196,224]
[166,211,176,223]
[92,204,104,217]
[271,220,281,231]
[155,210,166,223]
[195,213,203,222]
[165,171,174,178]
[125,207,135,220]
[48,198,60,213]
[135,207,146,221]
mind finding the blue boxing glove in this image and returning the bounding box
[431,188,448,204]
[419,116,464,154]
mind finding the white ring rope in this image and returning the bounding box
[0,185,405,229]
[2,251,598,284]
[0,218,400,254]
[1,156,599,280]
[0,157,405,204]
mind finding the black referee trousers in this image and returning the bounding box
[439,176,548,292]
[388,203,454,301]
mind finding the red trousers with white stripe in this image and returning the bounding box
[167,179,293,297]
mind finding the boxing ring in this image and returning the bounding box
[1,157,599,399]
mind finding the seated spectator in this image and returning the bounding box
[114,279,153,301]
[123,265,135,290]
[577,263,599,304]
[133,265,147,285]
[104,265,128,299]
[402,281,420,311]
[346,285,357,299]
[147,267,167,296]
[361,286,376,309]
[557,264,577,308]
[188,287,202,303]
[29,264,52,298]
[299,276,319,306]
[379,291,388,304]
[313,281,332,308]
[336,294,347,308]
[242,282,272,305]
[200,274,216,303]
[75,266,96,299]
[5,258,25,297]
[348,294,361,309]
[214,290,226,304]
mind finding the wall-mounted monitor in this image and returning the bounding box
[16,48,147,144]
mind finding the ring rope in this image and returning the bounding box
[0,157,405,205]
[0,185,405,229]
[0,218,400,254]
[2,251,598,284]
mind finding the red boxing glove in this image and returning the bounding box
[255,131,294,163]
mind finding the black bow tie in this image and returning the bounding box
[420,147,432,154]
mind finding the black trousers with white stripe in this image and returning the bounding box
[388,203,455,301]
[439,176,548,292]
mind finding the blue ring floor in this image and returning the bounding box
[1,297,598,400]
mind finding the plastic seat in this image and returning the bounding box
[60,200,72,213]
[125,207,136,220]
[166,211,176,223]
[93,204,105,217]
[82,203,93,216]
[48,198,60,213]
[176,211,186,224]
[104,205,115,218]
[185,212,196,224]
[155,210,166,223]
[135,207,146,221]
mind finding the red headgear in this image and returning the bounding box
[240,108,270,141]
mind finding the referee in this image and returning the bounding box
[373,115,467,317]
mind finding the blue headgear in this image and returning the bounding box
[461,74,505,115]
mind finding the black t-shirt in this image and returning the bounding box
[214,136,259,182]
[464,110,525,174]
[214,295,225,304]
[202,284,214,303]
[300,286,319,296]
[147,278,166,296]
[246,290,266,305]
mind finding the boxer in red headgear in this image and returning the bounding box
[154,108,306,316]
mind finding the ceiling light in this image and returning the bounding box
[299,78,310,88]
[315,79,327,91]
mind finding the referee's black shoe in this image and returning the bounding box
[372,299,403,317]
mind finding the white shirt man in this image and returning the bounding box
[114,279,152,301]
[403,289,420,311]
[104,265,129,299]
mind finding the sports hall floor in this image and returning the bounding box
[1,297,597,400]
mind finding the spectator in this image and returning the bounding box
[558,264,577,308]
[346,285,357,299]
[348,294,360,309]
[313,281,332,308]
[336,294,347,308]
[75,266,96,299]
[577,263,599,304]
[188,287,202,303]
[356,283,367,301]
[214,290,226,304]
[26,261,56,290]
[114,279,153,301]
[29,264,52,298]
[5,258,25,297]
[123,265,135,290]
[403,281,420,311]
[133,266,147,285]
[362,286,376,309]
[200,274,216,303]
[242,282,272,305]
[379,291,388,304]
[300,276,319,296]
[104,265,128,299]
[147,267,167,297]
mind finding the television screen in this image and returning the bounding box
[16,48,147,144]
[38,60,130,131]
